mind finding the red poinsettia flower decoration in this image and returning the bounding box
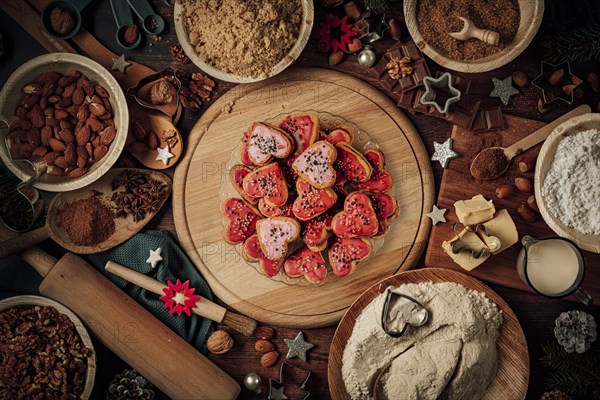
[316,14,358,53]
[159,279,201,317]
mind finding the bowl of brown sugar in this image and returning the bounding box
[174,0,314,83]
[404,0,544,73]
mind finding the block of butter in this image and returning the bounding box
[454,194,495,226]
[442,229,490,271]
[482,209,518,254]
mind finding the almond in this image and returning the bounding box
[515,177,533,193]
[67,167,86,178]
[46,117,59,127]
[89,102,106,116]
[39,97,48,109]
[146,130,159,149]
[123,24,139,45]
[77,154,87,168]
[49,138,66,152]
[77,104,90,121]
[57,97,72,109]
[72,87,85,105]
[20,120,32,130]
[81,79,94,97]
[44,151,61,165]
[132,120,148,141]
[59,119,73,131]
[100,126,117,145]
[67,70,81,79]
[47,166,65,176]
[23,95,40,109]
[41,81,57,97]
[548,69,565,86]
[64,143,76,166]
[93,145,108,161]
[128,141,148,153]
[41,126,52,146]
[22,83,41,95]
[28,105,44,128]
[44,107,55,117]
[85,143,93,157]
[32,146,48,157]
[16,106,27,120]
[260,351,279,368]
[255,340,275,353]
[253,326,275,340]
[101,97,112,115]
[75,125,91,145]
[55,86,64,96]
[58,75,74,88]
[48,95,61,104]
[512,71,530,89]
[54,109,68,120]
[86,116,104,132]
[55,156,68,169]
[35,71,61,84]
[95,84,109,98]
[62,83,76,98]
[26,129,40,147]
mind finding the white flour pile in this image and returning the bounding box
[542,129,600,235]
[342,282,503,400]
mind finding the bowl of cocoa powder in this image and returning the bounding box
[404,0,544,73]
[174,0,314,83]
[0,53,128,192]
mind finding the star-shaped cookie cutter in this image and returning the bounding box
[532,60,581,105]
[419,72,461,114]
[268,362,311,400]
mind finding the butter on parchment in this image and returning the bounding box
[482,209,518,254]
[442,229,490,271]
[454,195,495,226]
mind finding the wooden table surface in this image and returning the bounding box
[1,1,599,399]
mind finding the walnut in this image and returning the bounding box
[386,56,413,80]
[207,330,234,354]
[149,80,175,105]
[49,7,75,35]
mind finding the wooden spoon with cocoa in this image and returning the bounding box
[470,104,590,180]
[0,168,171,258]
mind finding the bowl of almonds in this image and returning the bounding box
[0,53,128,191]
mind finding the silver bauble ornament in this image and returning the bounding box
[358,45,376,68]
[243,373,262,393]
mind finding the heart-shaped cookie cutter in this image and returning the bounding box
[381,286,429,338]
[127,67,182,121]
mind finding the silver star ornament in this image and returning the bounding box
[427,205,447,225]
[489,76,519,106]
[431,138,459,168]
[111,54,132,73]
[284,332,314,362]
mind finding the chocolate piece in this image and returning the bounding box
[446,93,480,130]
[471,106,506,133]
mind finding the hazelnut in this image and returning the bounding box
[255,340,275,353]
[50,7,75,35]
[517,204,537,222]
[537,98,551,114]
[329,50,344,66]
[515,177,533,193]
[588,72,599,94]
[123,24,139,45]
[260,351,279,367]
[207,330,234,355]
[527,195,539,212]
[388,18,401,41]
[495,184,514,199]
[548,69,565,86]
[149,80,175,105]
[253,326,275,340]
[518,156,536,173]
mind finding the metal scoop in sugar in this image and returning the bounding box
[381,287,429,338]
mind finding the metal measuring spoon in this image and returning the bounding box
[41,0,93,40]
[126,0,165,35]
[110,0,141,49]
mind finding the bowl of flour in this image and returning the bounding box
[328,268,529,400]
[536,113,600,253]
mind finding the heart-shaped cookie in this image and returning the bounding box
[292,178,337,221]
[321,125,355,146]
[302,213,333,252]
[222,197,261,244]
[279,113,320,161]
[247,122,294,166]
[243,162,288,207]
[258,193,295,218]
[256,217,301,261]
[328,236,372,277]
[371,193,400,237]
[355,149,393,193]
[284,245,328,284]
[292,140,337,189]
[335,142,373,183]
[240,127,254,167]
[229,164,258,205]
[331,192,379,238]
[242,235,284,277]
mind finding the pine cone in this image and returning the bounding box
[540,390,572,400]
[106,369,155,400]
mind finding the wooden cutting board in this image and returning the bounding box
[425,113,600,302]
[173,68,435,328]
[328,268,528,400]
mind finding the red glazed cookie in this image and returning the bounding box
[240,128,253,167]
[302,213,333,252]
[229,164,257,205]
[242,162,288,207]
[355,149,393,193]
[258,193,295,218]
[335,143,373,183]
[370,193,399,237]
[279,113,320,161]
[328,236,372,277]
[292,141,337,189]
[256,217,301,261]
[292,178,337,221]
[242,235,284,277]
[284,245,328,284]
[331,192,379,238]
[321,125,355,145]
[222,197,261,244]
[247,122,294,166]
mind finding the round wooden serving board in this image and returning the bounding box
[328,268,529,400]
[173,68,434,328]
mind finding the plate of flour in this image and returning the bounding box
[536,113,600,253]
[328,268,529,400]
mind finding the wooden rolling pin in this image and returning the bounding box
[20,247,240,400]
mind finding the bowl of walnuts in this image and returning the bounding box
[0,53,128,192]
[0,295,96,399]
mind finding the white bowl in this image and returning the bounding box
[174,1,314,83]
[0,295,96,399]
[0,53,128,192]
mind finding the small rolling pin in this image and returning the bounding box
[105,261,257,336]
[21,247,240,400]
